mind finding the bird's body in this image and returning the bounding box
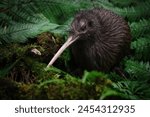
[70,8,131,72]
[47,8,131,72]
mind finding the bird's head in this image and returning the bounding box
[47,11,99,67]
[70,18,94,39]
[69,12,99,41]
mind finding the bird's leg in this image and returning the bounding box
[113,66,128,79]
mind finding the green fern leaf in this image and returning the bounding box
[130,19,150,39]
[0,0,40,23]
[125,60,150,81]
[101,1,150,22]
[0,18,69,43]
[113,80,150,99]
[131,36,150,61]
[109,0,134,7]
[0,0,93,43]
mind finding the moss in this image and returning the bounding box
[0,34,114,100]
[0,70,111,99]
[37,78,96,99]
[0,79,20,99]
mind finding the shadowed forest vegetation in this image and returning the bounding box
[0,0,150,99]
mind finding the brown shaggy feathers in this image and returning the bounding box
[70,8,131,72]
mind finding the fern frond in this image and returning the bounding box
[0,0,40,23]
[113,80,150,99]
[101,1,150,22]
[108,72,125,82]
[131,36,150,61]
[34,0,73,24]
[0,0,92,43]
[109,0,134,7]
[94,0,114,7]
[109,0,148,7]
[0,18,69,43]
[124,60,150,81]
[1,0,79,43]
[113,63,150,99]
[130,19,150,39]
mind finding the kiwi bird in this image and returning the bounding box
[47,8,131,72]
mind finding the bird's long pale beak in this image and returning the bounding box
[47,35,79,67]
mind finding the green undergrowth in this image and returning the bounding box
[0,0,150,99]
[0,42,113,99]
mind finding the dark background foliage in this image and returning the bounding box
[0,0,150,99]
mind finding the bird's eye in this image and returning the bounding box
[79,20,87,32]
[80,25,86,31]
